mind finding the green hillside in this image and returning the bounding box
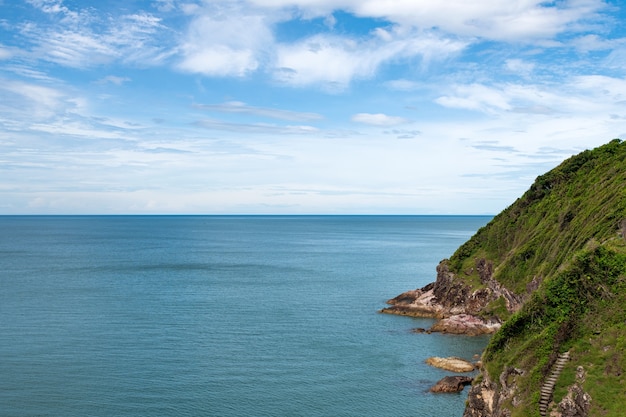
[455,139,626,416]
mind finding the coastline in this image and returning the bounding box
[379,282,501,336]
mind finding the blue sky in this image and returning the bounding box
[1,0,625,214]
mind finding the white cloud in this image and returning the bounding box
[18,0,607,87]
[178,46,259,76]
[172,1,470,85]
[250,0,606,41]
[28,29,118,67]
[19,3,171,68]
[0,45,13,60]
[152,0,176,12]
[195,118,319,135]
[436,84,512,113]
[273,31,465,88]
[571,34,618,52]
[177,4,274,76]
[505,59,535,77]
[274,35,370,88]
[351,113,408,126]
[194,101,323,121]
[96,76,131,86]
[26,0,81,22]
[172,0,609,87]
[0,79,67,120]
[384,79,423,91]
[2,0,624,215]
[571,75,626,101]
[434,80,617,116]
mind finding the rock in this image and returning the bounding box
[429,314,501,336]
[380,260,510,334]
[379,286,444,318]
[558,384,591,417]
[555,367,591,417]
[411,327,429,334]
[463,369,498,417]
[430,376,473,393]
[426,356,476,372]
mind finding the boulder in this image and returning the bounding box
[430,376,473,393]
[429,314,501,336]
[426,356,476,372]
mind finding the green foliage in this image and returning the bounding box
[479,296,508,320]
[486,244,626,355]
[450,139,626,294]
[482,242,626,414]
[453,139,626,414]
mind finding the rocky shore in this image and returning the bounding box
[379,260,506,336]
[379,259,507,399]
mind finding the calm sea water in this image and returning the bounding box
[0,215,492,417]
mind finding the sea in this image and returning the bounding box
[0,215,492,417]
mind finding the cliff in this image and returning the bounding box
[386,139,626,416]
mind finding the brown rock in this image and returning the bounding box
[430,376,473,393]
[426,356,476,372]
[379,286,443,318]
[558,384,591,417]
[429,314,501,336]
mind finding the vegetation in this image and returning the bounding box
[451,139,626,416]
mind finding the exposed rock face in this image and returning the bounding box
[463,362,591,417]
[430,314,501,336]
[380,259,513,335]
[553,366,591,417]
[432,262,477,314]
[463,370,498,417]
[463,366,525,417]
[425,356,476,373]
[430,376,474,393]
[381,285,443,318]
[557,384,591,417]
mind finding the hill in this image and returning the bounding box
[384,139,626,416]
[462,139,626,416]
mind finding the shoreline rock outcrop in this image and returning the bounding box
[380,261,506,335]
[430,376,474,393]
[426,356,476,373]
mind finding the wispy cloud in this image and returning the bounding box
[384,129,421,139]
[434,79,619,116]
[272,31,466,89]
[0,78,68,120]
[96,75,131,86]
[194,101,323,122]
[13,0,612,88]
[351,113,409,126]
[0,44,14,60]
[18,2,172,68]
[1,0,625,214]
[194,118,319,135]
[250,0,608,41]
[471,141,518,153]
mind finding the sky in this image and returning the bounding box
[1,0,626,214]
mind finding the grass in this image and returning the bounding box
[451,139,626,415]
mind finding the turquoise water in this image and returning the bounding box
[0,216,491,416]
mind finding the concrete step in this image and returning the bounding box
[538,350,570,416]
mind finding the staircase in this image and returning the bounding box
[539,351,570,416]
